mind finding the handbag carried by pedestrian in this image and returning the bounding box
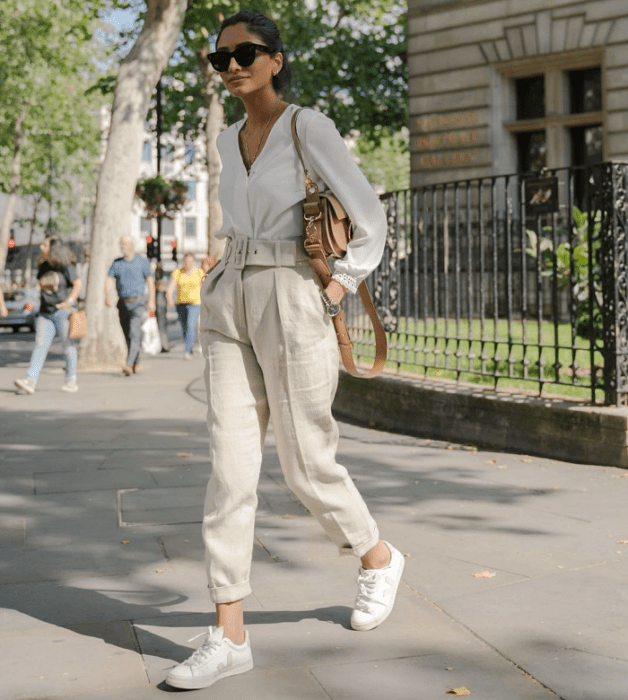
[291,108,387,379]
[68,309,87,339]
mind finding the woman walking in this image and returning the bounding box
[165,10,404,690]
[14,236,81,394]
[165,252,204,359]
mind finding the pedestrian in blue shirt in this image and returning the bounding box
[105,235,156,375]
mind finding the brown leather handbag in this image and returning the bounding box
[68,309,87,339]
[291,108,387,379]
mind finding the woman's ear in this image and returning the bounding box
[272,52,283,77]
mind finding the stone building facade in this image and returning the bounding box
[408,0,628,187]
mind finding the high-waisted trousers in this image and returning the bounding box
[199,236,380,604]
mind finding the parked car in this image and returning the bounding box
[0,288,39,332]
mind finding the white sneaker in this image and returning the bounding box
[184,352,192,361]
[14,378,35,394]
[61,381,78,393]
[166,626,253,690]
[351,541,405,631]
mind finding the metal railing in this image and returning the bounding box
[344,162,628,406]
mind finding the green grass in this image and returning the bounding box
[349,317,605,403]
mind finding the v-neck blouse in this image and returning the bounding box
[214,103,386,291]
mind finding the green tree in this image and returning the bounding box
[354,128,409,193]
[0,0,105,270]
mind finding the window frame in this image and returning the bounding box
[497,48,606,171]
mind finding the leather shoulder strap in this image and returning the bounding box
[291,108,307,171]
[333,282,388,379]
[291,109,321,216]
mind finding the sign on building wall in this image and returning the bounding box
[414,112,481,169]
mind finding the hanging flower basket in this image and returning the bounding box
[135,174,188,220]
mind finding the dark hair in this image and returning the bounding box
[45,236,76,269]
[216,10,292,94]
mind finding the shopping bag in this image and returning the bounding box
[141,315,161,355]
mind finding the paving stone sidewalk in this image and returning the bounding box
[1,337,627,700]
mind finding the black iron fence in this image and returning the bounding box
[344,162,628,406]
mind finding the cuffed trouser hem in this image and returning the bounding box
[208,581,252,605]
[348,526,381,559]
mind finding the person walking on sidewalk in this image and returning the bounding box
[165,252,204,359]
[105,235,156,376]
[165,10,404,692]
[14,236,81,394]
[154,262,171,353]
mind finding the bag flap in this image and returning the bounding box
[320,191,348,220]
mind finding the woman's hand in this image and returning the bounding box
[324,279,346,305]
[56,299,74,311]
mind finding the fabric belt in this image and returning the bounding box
[121,296,140,303]
[222,235,309,270]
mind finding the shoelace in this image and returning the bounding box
[354,570,381,612]
[183,630,222,668]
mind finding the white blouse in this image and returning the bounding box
[214,103,387,293]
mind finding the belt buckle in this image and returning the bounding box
[232,236,248,270]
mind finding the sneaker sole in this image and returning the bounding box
[351,549,405,632]
[14,380,35,394]
[165,656,253,690]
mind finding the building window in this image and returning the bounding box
[142,142,151,162]
[518,131,546,173]
[161,218,174,239]
[184,144,195,164]
[571,125,603,168]
[569,68,602,114]
[504,56,603,174]
[186,180,196,200]
[185,217,196,238]
[141,218,152,238]
[516,75,545,120]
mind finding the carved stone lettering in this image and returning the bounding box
[415,112,479,132]
[418,151,475,168]
[416,131,479,151]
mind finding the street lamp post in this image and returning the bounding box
[156,78,163,264]
[153,77,170,352]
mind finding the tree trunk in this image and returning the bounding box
[80,0,188,369]
[197,48,224,264]
[0,105,29,272]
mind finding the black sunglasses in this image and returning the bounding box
[208,43,273,72]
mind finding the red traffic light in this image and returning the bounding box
[7,238,15,248]
[171,240,177,248]
[145,235,153,244]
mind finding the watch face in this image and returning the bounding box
[327,303,340,317]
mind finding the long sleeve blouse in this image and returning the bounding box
[214,103,387,293]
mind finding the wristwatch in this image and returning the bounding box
[321,290,341,317]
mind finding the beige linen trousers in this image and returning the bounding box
[199,236,380,604]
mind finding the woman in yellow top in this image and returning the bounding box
[166,253,204,359]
